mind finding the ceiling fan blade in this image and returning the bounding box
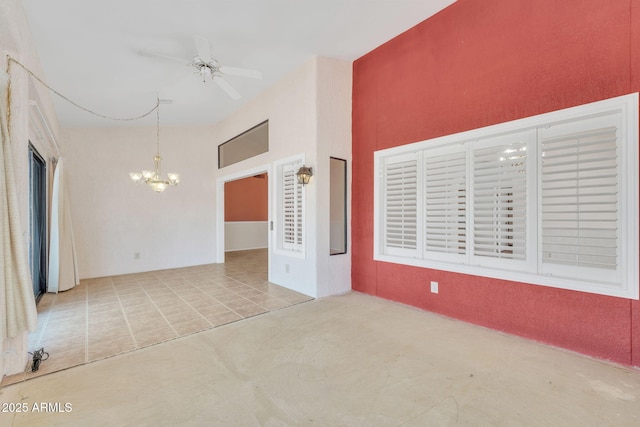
[214,77,241,100]
[219,66,262,80]
[138,50,191,66]
[193,34,212,62]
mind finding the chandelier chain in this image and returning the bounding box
[156,98,160,155]
[7,55,159,121]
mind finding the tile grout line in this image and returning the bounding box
[225,276,302,311]
[84,283,89,364]
[189,276,268,318]
[31,294,54,352]
[237,273,308,306]
[188,278,249,317]
[215,274,283,311]
[137,279,183,338]
[112,277,140,350]
[158,278,217,327]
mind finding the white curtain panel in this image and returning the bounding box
[48,157,79,292]
[0,71,38,340]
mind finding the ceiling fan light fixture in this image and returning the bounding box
[200,65,213,79]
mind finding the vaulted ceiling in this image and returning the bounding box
[20,0,455,127]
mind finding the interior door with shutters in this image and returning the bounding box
[29,144,47,302]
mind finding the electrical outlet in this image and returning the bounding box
[285,264,290,273]
[430,281,438,294]
[134,252,140,260]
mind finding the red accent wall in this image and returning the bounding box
[352,0,640,365]
[224,175,268,221]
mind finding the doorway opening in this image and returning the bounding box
[224,173,269,250]
[216,165,271,279]
[28,143,47,302]
[222,172,269,279]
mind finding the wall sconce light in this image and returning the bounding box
[296,165,313,185]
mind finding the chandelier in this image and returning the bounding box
[129,99,179,192]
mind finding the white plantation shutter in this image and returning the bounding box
[374,94,637,299]
[282,165,296,246]
[424,148,466,260]
[472,134,528,265]
[540,114,620,282]
[382,153,419,257]
[280,161,304,252]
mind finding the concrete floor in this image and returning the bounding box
[1,292,639,426]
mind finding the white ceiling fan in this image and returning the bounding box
[143,34,262,100]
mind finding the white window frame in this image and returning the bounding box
[374,93,639,299]
[274,155,306,258]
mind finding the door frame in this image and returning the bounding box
[215,164,272,272]
[28,142,48,302]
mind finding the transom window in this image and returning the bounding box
[218,120,269,168]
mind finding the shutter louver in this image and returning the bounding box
[283,166,296,245]
[281,162,303,251]
[541,126,618,270]
[296,170,303,246]
[383,156,418,255]
[424,150,466,255]
[473,140,527,260]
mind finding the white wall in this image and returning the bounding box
[224,221,268,251]
[315,57,352,298]
[213,56,352,298]
[61,125,216,278]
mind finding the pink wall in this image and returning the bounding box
[224,175,268,222]
[352,0,640,365]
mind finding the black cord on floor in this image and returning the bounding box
[29,348,49,372]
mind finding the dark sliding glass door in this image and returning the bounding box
[29,144,47,302]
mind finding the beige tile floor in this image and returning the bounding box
[2,292,640,426]
[1,249,311,385]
